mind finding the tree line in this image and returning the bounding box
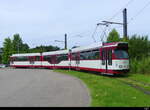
[1,34,60,64]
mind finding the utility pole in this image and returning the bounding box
[96,8,128,41]
[65,34,67,50]
[123,8,128,39]
[55,33,67,50]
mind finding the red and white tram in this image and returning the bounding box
[10,53,42,68]
[42,50,69,69]
[10,42,129,75]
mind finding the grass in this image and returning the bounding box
[130,57,150,75]
[54,69,150,107]
[129,74,150,84]
[116,73,150,91]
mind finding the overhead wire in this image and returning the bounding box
[56,0,135,46]
[100,25,109,42]
[65,0,135,44]
[91,25,99,43]
[128,0,150,24]
[94,0,134,43]
[109,0,135,20]
[70,30,91,38]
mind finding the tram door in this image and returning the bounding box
[71,52,80,70]
[75,52,80,69]
[101,48,112,73]
[29,56,35,67]
[102,48,107,73]
[51,55,56,69]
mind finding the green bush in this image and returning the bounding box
[128,35,149,59]
[130,57,150,74]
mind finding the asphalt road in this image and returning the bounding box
[0,68,90,107]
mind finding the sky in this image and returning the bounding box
[0,0,150,49]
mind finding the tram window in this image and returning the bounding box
[80,53,85,60]
[63,54,68,61]
[56,54,68,63]
[35,56,41,61]
[92,50,100,59]
[114,49,129,59]
[80,52,87,60]
[43,56,51,61]
[87,51,93,60]
[56,56,61,63]
[80,50,100,60]
[15,56,28,61]
[80,51,92,60]
[108,49,112,65]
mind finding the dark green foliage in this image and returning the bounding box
[130,57,150,74]
[2,34,30,64]
[107,29,120,42]
[2,38,13,64]
[12,34,30,54]
[21,43,30,53]
[128,35,149,59]
[0,48,3,64]
[127,36,150,74]
[127,35,150,74]
[12,34,22,53]
[2,33,61,64]
[0,56,2,64]
[29,45,60,53]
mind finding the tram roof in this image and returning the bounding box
[11,53,41,57]
[71,42,128,53]
[43,49,69,56]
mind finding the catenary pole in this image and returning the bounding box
[123,8,128,39]
[65,34,67,49]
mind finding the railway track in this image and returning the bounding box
[127,78,150,86]
[115,77,150,96]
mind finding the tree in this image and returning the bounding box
[21,43,30,53]
[12,34,23,53]
[29,45,60,53]
[2,37,12,64]
[12,34,29,53]
[0,48,3,64]
[128,35,149,59]
[0,55,2,64]
[107,29,120,42]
